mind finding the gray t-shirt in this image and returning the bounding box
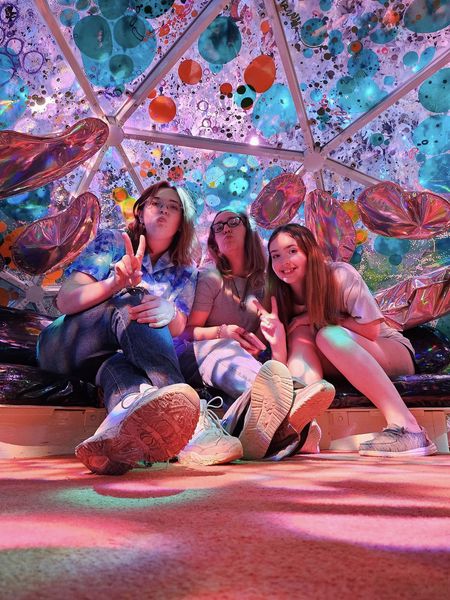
[332,262,414,354]
[192,267,263,333]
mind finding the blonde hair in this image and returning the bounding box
[266,224,340,329]
[127,181,197,266]
[207,210,266,290]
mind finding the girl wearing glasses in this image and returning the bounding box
[261,224,436,457]
[37,182,201,475]
[177,210,332,466]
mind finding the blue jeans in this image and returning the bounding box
[37,289,183,412]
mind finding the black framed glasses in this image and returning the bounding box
[211,215,243,234]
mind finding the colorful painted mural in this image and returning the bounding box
[0,0,448,332]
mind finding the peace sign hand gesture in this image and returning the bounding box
[253,296,286,348]
[113,233,146,292]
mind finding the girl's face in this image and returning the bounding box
[212,211,246,257]
[141,187,182,241]
[269,231,308,286]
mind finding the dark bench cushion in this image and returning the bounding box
[0,363,101,407]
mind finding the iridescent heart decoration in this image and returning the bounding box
[11,192,101,275]
[304,189,356,262]
[357,182,450,239]
[250,173,306,229]
[375,265,449,330]
[0,118,109,199]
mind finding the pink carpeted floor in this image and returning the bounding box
[1,453,450,600]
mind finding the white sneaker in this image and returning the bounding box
[178,397,243,467]
[75,384,200,475]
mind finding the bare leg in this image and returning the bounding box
[287,325,339,385]
[315,325,419,431]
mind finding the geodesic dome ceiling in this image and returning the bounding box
[0,0,448,321]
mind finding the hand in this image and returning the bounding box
[113,233,146,291]
[253,297,286,348]
[128,295,176,328]
[287,313,310,335]
[220,324,266,356]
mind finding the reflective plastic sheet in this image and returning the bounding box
[305,189,356,262]
[375,266,449,330]
[357,182,450,239]
[0,118,108,199]
[11,192,100,275]
[250,173,305,229]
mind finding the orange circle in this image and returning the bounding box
[168,166,184,181]
[341,200,360,223]
[149,96,177,123]
[350,41,362,54]
[178,59,202,85]
[261,20,271,34]
[244,55,276,93]
[42,269,63,285]
[220,82,232,95]
[147,89,157,99]
[113,187,128,202]
[355,229,368,245]
[0,221,7,233]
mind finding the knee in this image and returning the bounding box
[315,325,349,352]
[288,324,315,347]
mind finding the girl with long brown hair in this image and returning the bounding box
[177,209,333,466]
[257,223,436,457]
[38,181,201,475]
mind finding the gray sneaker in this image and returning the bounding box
[359,425,438,457]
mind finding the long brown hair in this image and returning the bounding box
[127,181,197,266]
[207,210,266,290]
[266,224,340,329]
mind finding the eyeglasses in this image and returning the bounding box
[146,198,182,213]
[211,215,243,234]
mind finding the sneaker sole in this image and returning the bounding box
[239,361,293,460]
[178,444,243,467]
[300,420,322,454]
[75,385,200,474]
[359,442,438,457]
[288,381,335,436]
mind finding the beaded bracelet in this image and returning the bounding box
[216,324,226,339]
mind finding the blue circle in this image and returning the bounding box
[412,115,450,155]
[198,17,242,65]
[300,18,327,47]
[252,83,297,137]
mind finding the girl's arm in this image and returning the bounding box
[181,309,265,355]
[56,271,121,315]
[57,233,145,315]
[180,308,216,341]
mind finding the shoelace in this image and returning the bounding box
[201,396,234,438]
[381,425,407,437]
